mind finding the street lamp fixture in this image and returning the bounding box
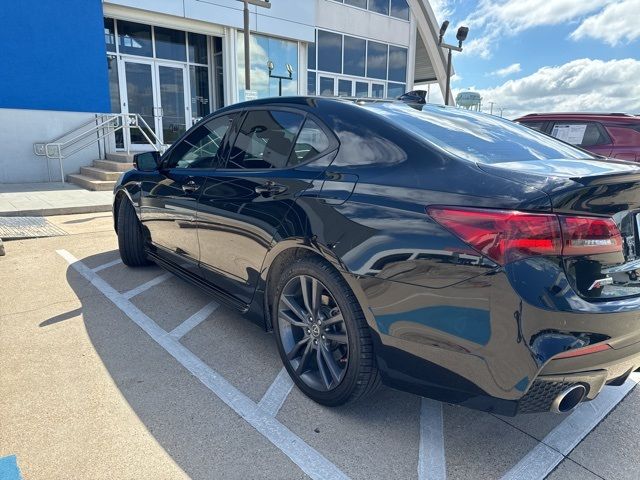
[267,60,294,97]
[438,21,469,106]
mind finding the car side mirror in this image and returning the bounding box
[134,151,161,172]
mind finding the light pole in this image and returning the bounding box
[239,0,271,92]
[437,21,469,106]
[267,61,294,96]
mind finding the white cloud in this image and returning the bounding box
[489,63,521,77]
[429,0,453,24]
[571,0,640,46]
[459,0,616,58]
[460,58,640,119]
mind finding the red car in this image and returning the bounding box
[515,113,640,161]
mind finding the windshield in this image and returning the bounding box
[367,102,595,164]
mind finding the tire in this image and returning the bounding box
[273,256,381,406]
[117,199,152,267]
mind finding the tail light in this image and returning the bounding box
[427,206,623,266]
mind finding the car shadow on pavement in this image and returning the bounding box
[63,250,428,479]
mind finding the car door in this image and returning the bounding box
[139,113,237,273]
[196,108,336,304]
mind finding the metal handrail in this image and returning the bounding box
[34,113,166,183]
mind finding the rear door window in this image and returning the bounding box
[225,110,304,169]
[519,121,546,132]
[550,122,610,147]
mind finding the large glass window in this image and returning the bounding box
[308,72,317,95]
[118,21,152,57]
[155,27,186,61]
[317,30,342,73]
[190,66,210,121]
[338,79,353,97]
[167,114,236,169]
[319,77,335,96]
[343,36,366,77]
[369,0,389,15]
[237,33,299,100]
[344,0,367,7]
[390,0,410,20]
[387,82,405,98]
[188,32,208,64]
[226,111,304,169]
[367,41,388,79]
[105,18,116,53]
[388,45,407,82]
[308,35,316,70]
[310,29,408,99]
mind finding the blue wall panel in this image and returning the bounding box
[0,0,110,112]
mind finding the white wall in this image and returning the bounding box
[0,109,101,183]
[316,0,412,46]
[104,0,315,42]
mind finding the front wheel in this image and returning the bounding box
[273,257,380,406]
[117,199,152,267]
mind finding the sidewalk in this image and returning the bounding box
[0,182,112,217]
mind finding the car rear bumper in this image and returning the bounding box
[352,265,640,416]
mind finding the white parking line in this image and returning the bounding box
[418,398,447,480]
[169,301,219,339]
[258,367,295,417]
[92,258,122,272]
[502,373,640,480]
[122,272,172,299]
[57,250,350,480]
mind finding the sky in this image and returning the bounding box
[419,0,640,119]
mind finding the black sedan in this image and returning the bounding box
[113,97,640,415]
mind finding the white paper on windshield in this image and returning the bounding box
[551,124,587,145]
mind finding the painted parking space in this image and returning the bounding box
[2,227,638,479]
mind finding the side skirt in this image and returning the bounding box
[145,249,249,313]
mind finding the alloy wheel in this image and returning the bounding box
[277,274,349,391]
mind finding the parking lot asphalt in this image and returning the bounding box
[1,212,639,480]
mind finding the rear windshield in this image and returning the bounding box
[367,103,595,164]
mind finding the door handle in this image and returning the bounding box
[182,180,200,193]
[255,182,287,197]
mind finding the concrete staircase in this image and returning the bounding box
[68,153,134,191]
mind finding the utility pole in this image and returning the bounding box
[488,101,495,115]
[239,0,271,92]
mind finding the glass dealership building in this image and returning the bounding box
[0,0,449,183]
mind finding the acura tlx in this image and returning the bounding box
[113,98,640,415]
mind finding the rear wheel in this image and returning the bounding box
[117,199,151,267]
[273,256,380,406]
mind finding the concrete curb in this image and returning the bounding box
[0,204,111,218]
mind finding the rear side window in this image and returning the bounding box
[226,110,304,169]
[550,122,610,147]
[288,118,331,166]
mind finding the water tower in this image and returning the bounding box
[456,91,482,111]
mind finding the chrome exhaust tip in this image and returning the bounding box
[550,384,587,414]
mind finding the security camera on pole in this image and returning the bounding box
[437,21,469,106]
